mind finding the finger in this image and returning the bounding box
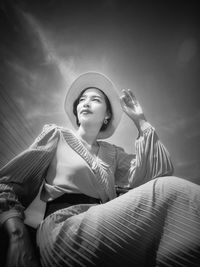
[121,89,130,98]
[127,89,136,100]
[123,89,139,107]
[119,95,129,111]
[0,198,8,210]
[119,94,127,107]
[127,89,139,105]
[121,90,132,104]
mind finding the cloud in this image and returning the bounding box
[3,5,78,89]
[2,7,81,123]
[5,7,117,123]
[20,10,77,84]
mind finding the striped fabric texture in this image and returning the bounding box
[1,124,199,266]
[0,123,173,225]
[37,176,200,267]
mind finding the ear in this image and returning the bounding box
[105,110,111,120]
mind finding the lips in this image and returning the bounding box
[80,109,92,114]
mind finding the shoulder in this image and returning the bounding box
[40,124,72,135]
[38,124,60,139]
[31,124,65,148]
[41,123,59,132]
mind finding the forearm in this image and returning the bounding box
[129,124,174,187]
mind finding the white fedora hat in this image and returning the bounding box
[64,71,122,139]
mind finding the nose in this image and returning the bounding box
[83,99,90,107]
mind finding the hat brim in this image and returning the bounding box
[64,72,122,139]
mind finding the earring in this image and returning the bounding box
[104,118,108,125]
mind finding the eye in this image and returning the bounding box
[79,97,85,102]
[93,98,101,102]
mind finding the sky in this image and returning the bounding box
[0,0,200,183]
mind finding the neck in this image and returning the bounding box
[76,125,100,146]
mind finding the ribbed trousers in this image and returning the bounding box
[37,176,200,267]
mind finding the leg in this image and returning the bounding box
[37,177,200,267]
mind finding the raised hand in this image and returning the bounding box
[120,89,147,132]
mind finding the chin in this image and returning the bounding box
[80,120,102,128]
[79,119,92,126]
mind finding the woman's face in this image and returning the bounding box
[77,88,109,129]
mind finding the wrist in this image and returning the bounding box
[135,118,147,133]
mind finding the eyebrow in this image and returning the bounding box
[81,94,103,99]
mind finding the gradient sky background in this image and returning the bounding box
[0,0,200,183]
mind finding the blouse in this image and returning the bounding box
[0,122,173,227]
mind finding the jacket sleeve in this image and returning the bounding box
[114,122,174,189]
[0,124,59,227]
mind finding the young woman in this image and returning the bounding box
[0,72,199,267]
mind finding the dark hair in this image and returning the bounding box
[73,87,112,132]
